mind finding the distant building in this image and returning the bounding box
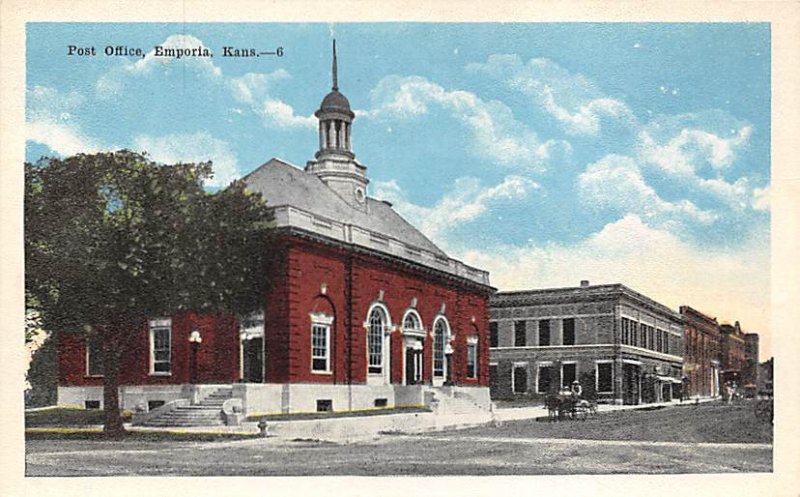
[679,306,721,399]
[758,357,773,394]
[743,333,760,388]
[719,321,747,385]
[489,282,684,405]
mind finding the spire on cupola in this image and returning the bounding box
[306,39,369,210]
[332,39,338,91]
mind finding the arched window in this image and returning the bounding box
[403,311,423,334]
[433,317,450,378]
[368,306,387,374]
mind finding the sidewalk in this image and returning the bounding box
[31,396,721,444]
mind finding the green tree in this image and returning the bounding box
[25,151,273,437]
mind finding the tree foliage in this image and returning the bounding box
[25,151,273,435]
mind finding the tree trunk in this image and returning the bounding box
[102,325,126,438]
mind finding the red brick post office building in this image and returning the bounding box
[57,44,494,419]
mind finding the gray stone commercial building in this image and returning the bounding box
[489,282,684,405]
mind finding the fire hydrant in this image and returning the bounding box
[258,420,269,437]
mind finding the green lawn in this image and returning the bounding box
[25,407,133,427]
[439,401,773,444]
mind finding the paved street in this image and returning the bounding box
[25,402,772,476]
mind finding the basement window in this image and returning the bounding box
[84,400,100,410]
[316,399,333,412]
[148,400,166,411]
[374,398,388,408]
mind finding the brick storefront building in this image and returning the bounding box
[679,306,721,399]
[57,44,494,416]
[719,322,747,386]
[743,333,760,388]
[489,282,683,405]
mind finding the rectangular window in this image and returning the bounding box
[489,321,499,348]
[86,334,103,377]
[316,399,333,412]
[537,365,553,394]
[514,320,527,347]
[597,362,613,393]
[489,364,499,391]
[631,321,639,347]
[311,323,331,372]
[562,363,577,387]
[513,364,528,394]
[563,318,575,346]
[538,320,550,346]
[466,342,478,379]
[149,319,171,375]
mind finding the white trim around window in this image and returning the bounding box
[560,361,577,387]
[149,318,172,376]
[512,361,528,394]
[365,302,392,379]
[432,315,451,380]
[310,313,334,374]
[536,362,556,394]
[595,360,614,393]
[401,309,426,338]
[466,337,478,379]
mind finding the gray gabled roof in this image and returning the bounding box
[242,158,447,257]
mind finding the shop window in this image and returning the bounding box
[513,364,528,394]
[562,363,577,386]
[597,362,613,393]
[537,364,554,394]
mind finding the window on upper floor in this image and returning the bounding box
[514,320,527,347]
[563,318,576,346]
[538,320,550,346]
[489,321,499,348]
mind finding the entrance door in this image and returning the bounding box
[242,337,264,383]
[405,346,415,385]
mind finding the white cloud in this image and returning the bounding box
[578,154,717,227]
[373,175,540,245]
[752,185,770,211]
[97,34,222,98]
[27,120,108,157]
[26,86,111,156]
[639,125,752,176]
[459,214,770,350]
[230,71,316,129]
[133,132,240,188]
[468,54,637,136]
[361,75,570,171]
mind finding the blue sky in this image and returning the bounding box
[26,23,771,352]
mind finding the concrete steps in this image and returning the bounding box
[139,386,233,427]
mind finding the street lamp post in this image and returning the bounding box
[444,343,454,386]
[189,329,202,384]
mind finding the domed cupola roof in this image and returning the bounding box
[319,89,352,114]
